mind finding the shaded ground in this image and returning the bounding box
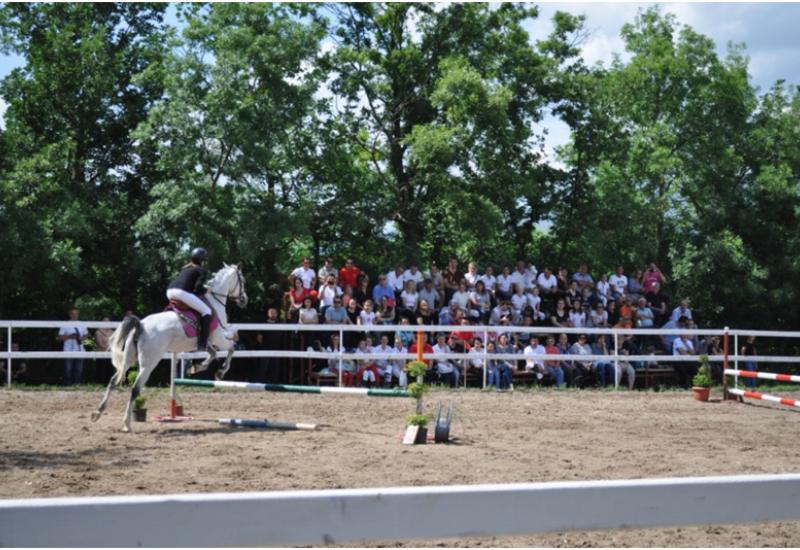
[1,386,799,546]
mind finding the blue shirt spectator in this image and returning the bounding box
[372,276,395,305]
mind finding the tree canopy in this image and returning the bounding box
[0,3,797,330]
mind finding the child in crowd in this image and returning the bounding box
[354,338,381,387]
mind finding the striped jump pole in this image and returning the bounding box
[218,418,318,431]
[176,378,411,398]
[727,388,800,409]
[724,368,800,384]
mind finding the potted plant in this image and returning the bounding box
[692,355,713,402]
[405,413,429,444]
[133,395,147,422]
[402,360,430,444]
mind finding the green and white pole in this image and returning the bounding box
[175,378,411,398]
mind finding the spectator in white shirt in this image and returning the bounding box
[523,336,546,380]
[568,300,587,328]
[58,307,88,386]
[480,266,497,295]
[450,280,471,314]
[432,334,460,387]
[290,257,317,290]
[403,264,424,290]
[386,265,406,295]
[608,266,628,300]
[464,262,480,290]
[496,265,514,301]
[536,266,558,298]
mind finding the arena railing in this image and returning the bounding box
[2,320,800,390]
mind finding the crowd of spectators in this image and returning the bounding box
[283,257,719,390]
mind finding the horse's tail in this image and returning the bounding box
[109,316,142,386]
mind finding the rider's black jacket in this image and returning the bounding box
[168,265,208,296]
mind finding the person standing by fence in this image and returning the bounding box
[741,335,757,388]
[58,307,88,386]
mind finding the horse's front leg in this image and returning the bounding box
[215,348,235,381]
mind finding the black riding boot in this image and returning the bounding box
[197,314,212,350]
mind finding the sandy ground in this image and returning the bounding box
[1,386,800,547]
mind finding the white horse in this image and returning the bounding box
[92,263,247,432]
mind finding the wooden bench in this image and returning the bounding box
[638,362,677,388]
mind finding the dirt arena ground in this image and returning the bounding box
[1,386,800,547]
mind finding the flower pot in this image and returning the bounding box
[692,387,710,402]
[133,408,148,422]
[414,426,428,444]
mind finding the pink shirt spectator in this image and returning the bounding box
[642,269,665,293]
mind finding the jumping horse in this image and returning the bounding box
[91,263,247,432]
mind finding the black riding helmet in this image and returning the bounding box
[191,247,208,264]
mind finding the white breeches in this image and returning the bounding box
[167,288,212,317]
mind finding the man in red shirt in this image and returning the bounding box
[339,258,361,289]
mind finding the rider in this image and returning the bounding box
[167,247,212,350]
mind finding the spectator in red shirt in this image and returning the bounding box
[339,258,362,290]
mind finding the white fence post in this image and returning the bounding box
[6,324,11,388]
[613,331,619,390]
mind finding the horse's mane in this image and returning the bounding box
[206,264,234,289]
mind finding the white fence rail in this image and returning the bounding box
[3,320,800,388]
[1,473,799,547]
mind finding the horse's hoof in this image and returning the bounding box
[121,425,131,433]
[90,412,101,422]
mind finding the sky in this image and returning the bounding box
[1,1,798,154]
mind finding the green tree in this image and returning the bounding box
[132,3,326,311]
[323,3,585,264]
[0,3,168,318]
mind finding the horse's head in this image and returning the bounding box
[209,263,248,309]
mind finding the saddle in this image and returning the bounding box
[166,299,220,339]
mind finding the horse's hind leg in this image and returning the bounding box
[91,375,118,422]
[121,366,153,433]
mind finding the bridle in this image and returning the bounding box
[209,266,247,309]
